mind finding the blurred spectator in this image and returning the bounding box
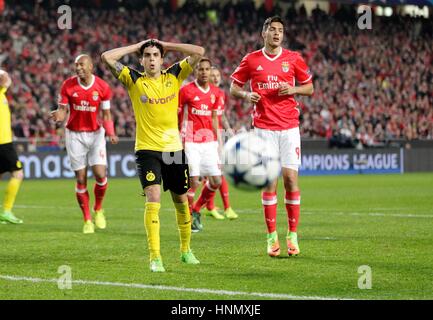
[0,2,432,149]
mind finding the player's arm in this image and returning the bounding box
[50,82,69,123]
[221,113,234,137]
[159,41,205,69]
[230,81,261,104]
[102,109,119,145]
[212,110,222,149]
[101,41,147,78]
[278,82,314,97]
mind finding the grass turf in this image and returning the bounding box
[0,173,432,300]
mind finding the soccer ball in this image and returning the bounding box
[223,132,280,189]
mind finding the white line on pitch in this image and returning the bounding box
[10,205,433,218]
[0,275,351,300]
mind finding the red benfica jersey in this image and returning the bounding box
[58,75,112,132]
[231,48,312,130]
[179,81,220,143]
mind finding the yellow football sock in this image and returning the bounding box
[3,177,22,212]
[144,202,161,261]
[174,201,191,253]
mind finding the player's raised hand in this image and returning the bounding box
[278,83,297,96]
[49,109,66,122]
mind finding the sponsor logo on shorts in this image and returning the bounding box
[146,171,156,182]
[16,161,22,169]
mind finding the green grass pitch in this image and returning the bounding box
[0,173,432,300]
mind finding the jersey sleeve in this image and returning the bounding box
[167,58,193,84]
[294,54,313,85]
[230,54,250,86]
[58,81,69,106]
[117,66,141,89]
[0,87,7,95]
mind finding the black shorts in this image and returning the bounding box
[0,143,23,174]
[135,149,190,195]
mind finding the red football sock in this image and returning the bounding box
[76,183,91,222]
[219,176,230,210]
[206,191,216,210]
[262,192,277,233]
[285,191,301,233]
[94,177,108,211]
[187,186,196,214]
[193,182,217,213]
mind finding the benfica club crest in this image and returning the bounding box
[282,61,290,73]
[92,91,99,101]
[210,94,216,104]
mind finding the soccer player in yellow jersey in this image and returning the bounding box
[102,39,205,272]
[0,69,23,224]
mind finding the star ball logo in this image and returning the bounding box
[140,95,148,103]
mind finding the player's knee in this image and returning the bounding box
[12,169,24,180]
[283,176,298,191]
[209,176,221,189]
[190,178,200,190]
[76,177,87,186]
[144,185,161,202]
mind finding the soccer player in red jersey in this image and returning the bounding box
[50,54,118,234]
[179,58,222,232]
[230,16,314,257]
[206,66,238,220]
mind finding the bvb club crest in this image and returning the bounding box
[282,61,290,73]
[165,80,173,88]
[210,94,216,104]
[146,171,156,182]
[92,91,99,101]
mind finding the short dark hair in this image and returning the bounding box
[198,57,212,66]
[262,16,285,33]
[140,40,164,57]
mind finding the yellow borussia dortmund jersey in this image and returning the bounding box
[0,87,12,145]
[118,58,193,152]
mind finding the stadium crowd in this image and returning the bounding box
[1,1,432,150]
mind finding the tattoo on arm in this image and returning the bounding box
[109,61,124,78]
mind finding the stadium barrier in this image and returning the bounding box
[9,140,433,179]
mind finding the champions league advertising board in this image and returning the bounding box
[17,149,404,179]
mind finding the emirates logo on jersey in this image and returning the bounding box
[282,61,290,73]
[92,91,99,101]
